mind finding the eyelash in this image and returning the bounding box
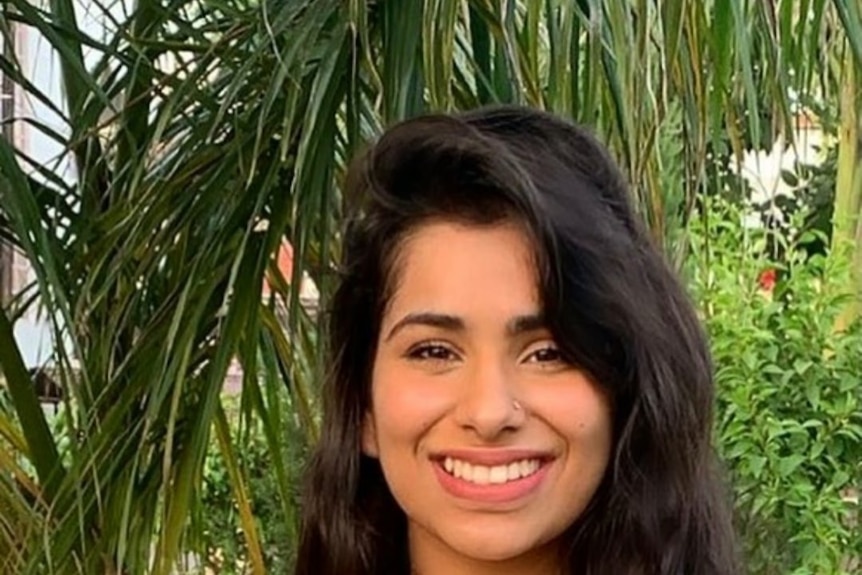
[524,345,564,364]
[406,342,459,362]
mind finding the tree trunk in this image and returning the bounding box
[832,48,862,332]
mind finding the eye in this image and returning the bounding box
[406,342,459,363]
[523,343,566,365]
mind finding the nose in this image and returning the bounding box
[453,357,525,439]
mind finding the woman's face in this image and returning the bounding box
[363,221,613,573]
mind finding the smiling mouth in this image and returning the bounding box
[441,456,543,485]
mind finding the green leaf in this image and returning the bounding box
[0,307,63,498]
[778,454,807,477]
[833,0,862,65]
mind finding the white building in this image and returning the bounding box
[1,19,71,367]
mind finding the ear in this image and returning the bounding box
[361,411,379,458]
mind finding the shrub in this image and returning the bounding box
[196,395,306,574]
[687,199,862,574]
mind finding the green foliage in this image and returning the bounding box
[688,198,862,575]
[196,396,304,574]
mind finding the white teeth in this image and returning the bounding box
[489,465,508,484]
[472,465,490,484]
[441,456,542,485]
[507,462,521,479]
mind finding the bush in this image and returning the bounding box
[687,199,862,574]
[197,395,306,574]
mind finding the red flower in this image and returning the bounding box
[758,268,777,292]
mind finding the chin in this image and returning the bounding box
[439,525,549,563]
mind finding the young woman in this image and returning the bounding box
[294,106,739,575]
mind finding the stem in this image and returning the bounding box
[832,47,862,331]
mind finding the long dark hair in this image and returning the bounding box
[294,106,739,575]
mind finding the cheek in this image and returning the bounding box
[370,363,452,451]
[539,379,613,455]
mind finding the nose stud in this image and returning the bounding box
[513,399,522,411]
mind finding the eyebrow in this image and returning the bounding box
[506,313,547,336]
[384,311,547,341]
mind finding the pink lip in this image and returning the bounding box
[431,450,554,504]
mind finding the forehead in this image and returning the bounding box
[383,221,541,320]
